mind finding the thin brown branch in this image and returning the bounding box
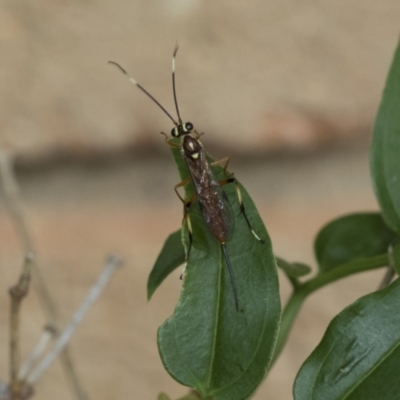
[0,150,57,320]
[0,149,88,400]
[0,380,34,400]
[0,151,32,252]
[9,253,34,400]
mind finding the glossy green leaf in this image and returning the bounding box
[147,229,185,300]
[294,278,400,400]
[370,40,400,233]
[314,212,397,272]
[276,257,312,278]
[158,145,281,400]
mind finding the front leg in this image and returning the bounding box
[211,157,233,178]
[160,131,180,148]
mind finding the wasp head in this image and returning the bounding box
[171,121,194,138]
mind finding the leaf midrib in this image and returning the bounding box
[211,252,275,398]
[206,245,224,391]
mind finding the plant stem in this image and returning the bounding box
[272,253,389,365]
[272,289,307,365]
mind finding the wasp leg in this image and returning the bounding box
[212,158,261,241]
[193,129,205,140]
[179,195,197,279]
[174,179,197,278]
[219,177,265,244]
[174,178,191,204]
[160,131,180,148]
[211,156,233,178]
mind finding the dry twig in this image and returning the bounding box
[9,253,34,400]
[26,255,123,385]
[0,255,122,400]
[18,326,56,382]
[0,149,87,400]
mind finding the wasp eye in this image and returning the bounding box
[184,122,194,132]
[171,127,178,137]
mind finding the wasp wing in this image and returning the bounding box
[184,148,234,242]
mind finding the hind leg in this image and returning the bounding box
[174,179,197,278]
[219,176,264,244]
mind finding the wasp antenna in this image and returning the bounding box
[172,42,179,71]
[173,42,179,58]
[172,45,182,124]
[108,61,140,87]
[108,60,178,125]
[108,61,128,76]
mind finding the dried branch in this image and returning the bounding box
[26,255,123,385]
[18,326,56,382]
[0,150,57,321]
[0,149,88,400]
[9,253,34,400]
[0,150,32,253]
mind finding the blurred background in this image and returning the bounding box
[0,1,399,399]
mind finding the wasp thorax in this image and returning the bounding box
[183,135,202,160]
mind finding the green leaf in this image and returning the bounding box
[370,40,400,233]
[294,278,400,400]
[147,229,185,300]
[276,257,312,278]
[314,212,397,272]
[158,146,281,400]
[158,394,171,400]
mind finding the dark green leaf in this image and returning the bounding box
[158,146,281,400]
[314,212,397,272]
[147,229,185,300]
[276,257,312,278]
[294,278,400,400]
[370,40,400,233]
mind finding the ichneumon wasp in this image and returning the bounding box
[109,46,264,312]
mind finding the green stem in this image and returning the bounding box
[271,253,389,365]
[272,289,307,365]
